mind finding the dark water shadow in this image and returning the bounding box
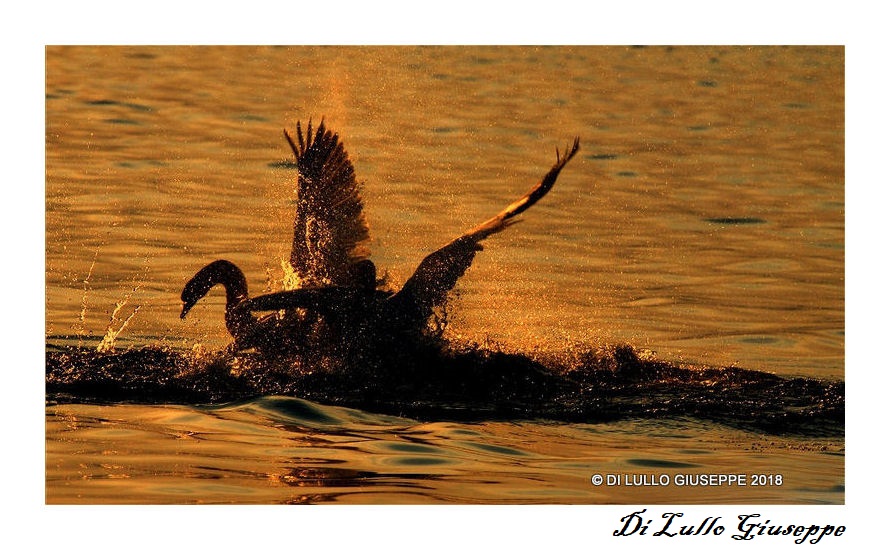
[46,339,844,438]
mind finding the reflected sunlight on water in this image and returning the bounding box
[46,398,843,504]
[45,45,843,378]
[45,46,843,504]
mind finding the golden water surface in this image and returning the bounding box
[45,46,844,504]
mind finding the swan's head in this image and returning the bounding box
[179,260,247,319]
[180,274,213,319]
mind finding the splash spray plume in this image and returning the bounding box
[96,287,142,353]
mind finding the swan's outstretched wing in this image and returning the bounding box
[284,119,371,287]
[392,138,580,321]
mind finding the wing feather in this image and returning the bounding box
[392,138,580,322]
[286,119,371,287]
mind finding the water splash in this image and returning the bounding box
[45,341,844,436]
[76,249,99,346]
[280,257,306,290]
[96,286,142,353]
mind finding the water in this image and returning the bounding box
[46,397,842,504]
[45,46,844,504]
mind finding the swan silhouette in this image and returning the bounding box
[181,120,580,356]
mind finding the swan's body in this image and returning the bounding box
[181,120,580,356]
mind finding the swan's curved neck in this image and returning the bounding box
[182,260,256,342]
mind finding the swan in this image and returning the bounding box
[181,120,580,356]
